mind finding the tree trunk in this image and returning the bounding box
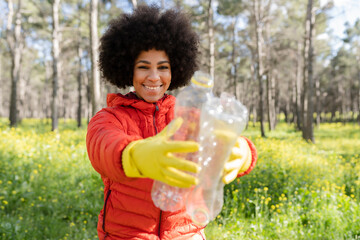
[295,41,302,130]
[18,70,28,119]
[51,0,61,131]
[315,75,321,127]
[301,32,309,133]
[76,1,83,127]
[291,60,296,124]
[288,72,296,125]
[85,70,91,123]
[45,61,52,120]
[252,106,257,127]
[349,76,355,123]
[90,0,101,117]
[77,44,83,128]
[253,0,266,137]
[267,70,276,130]
[264,16,276,131]
[7,0,23,127]
[338,75,346,124]
[130,0,137,8]
[208,0,215,81]
[231,17,238,99]
[302,0,315,143]
[250,58,257,127]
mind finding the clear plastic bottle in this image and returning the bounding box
[185,92,248,226]
[151,71,214,212]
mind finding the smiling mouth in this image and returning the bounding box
[144,85,162,90]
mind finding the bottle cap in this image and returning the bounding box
[191,71,214,88]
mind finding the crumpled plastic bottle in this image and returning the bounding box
[185,92,248,226]
[151,71,214,212]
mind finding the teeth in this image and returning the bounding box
[145,86,160,90]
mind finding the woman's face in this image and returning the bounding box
[133,49,171,103]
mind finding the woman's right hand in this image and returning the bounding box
[122,118,200,188]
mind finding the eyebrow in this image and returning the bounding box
[135,60,170,65]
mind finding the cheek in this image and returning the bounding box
[165,73,172,85]
[132,72,142,85]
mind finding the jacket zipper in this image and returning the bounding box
[154,103,161,237]
[102,189,112,239]
[158,210,162,237]
[153,103,159,134]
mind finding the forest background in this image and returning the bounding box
[0,0,360,239]
[1,0,360,140]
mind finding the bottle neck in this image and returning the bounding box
[191,82,213,92]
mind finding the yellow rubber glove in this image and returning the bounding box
[122,118,200,188]
[222,137,252,184]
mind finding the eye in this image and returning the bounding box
[137,65,148,69]
[158,65,169,70]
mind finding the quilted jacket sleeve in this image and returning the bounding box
[238,137,257,178]
[86,109,142,183]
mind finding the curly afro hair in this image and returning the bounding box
[99,5,200,90]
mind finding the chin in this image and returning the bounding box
[144,96,161,103]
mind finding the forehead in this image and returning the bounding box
[135,49,169,61]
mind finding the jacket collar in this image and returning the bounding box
[106,92,175,115]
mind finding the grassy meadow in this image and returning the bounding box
[0,118,359,239]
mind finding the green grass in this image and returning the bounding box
[0,119,359,239]
[205,122,360,239]
[0,119,103,240]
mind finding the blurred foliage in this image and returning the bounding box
[0,119,359,239]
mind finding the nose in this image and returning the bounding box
[148,70,160,81]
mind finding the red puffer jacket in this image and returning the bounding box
[87,92,206,239]
[86,92,257,240]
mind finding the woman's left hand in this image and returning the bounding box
[222,137,252,184]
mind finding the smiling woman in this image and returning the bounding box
[86,4,257,240]
[133,49,171,103]
[87,5,208,240]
